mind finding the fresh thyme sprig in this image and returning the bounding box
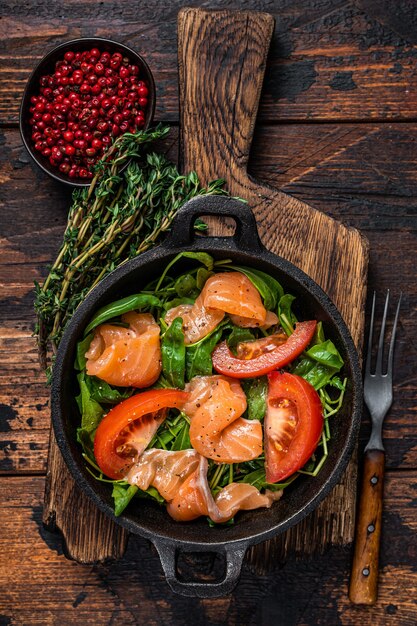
[35,124,228,368]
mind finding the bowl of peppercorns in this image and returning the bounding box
[20,37,155,186]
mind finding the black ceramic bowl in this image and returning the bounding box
[20,37,155,188]
[51,196,362,597]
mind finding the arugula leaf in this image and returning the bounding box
[112,483,139,516]
[242,377,268,420]
[84,294,162,334]
[278,294,298,336]
[155,252,214,291]
[76,371,104,458]
[75,333,93,371]
[171,419,191,451]
[86,375,133,405]
[240,468,266,489]
[186,325,224,379]
[161,317,185,388]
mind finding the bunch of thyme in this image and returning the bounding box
[35,124,228,368]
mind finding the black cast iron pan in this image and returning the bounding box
[51,195,362,597]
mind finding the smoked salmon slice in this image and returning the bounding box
[85,312,162,388]
[167,455,282,522]
[229,310,278,329]
[164,296,224,345]
[126,449,282,523]
[202,272,267,322]
[126,448,201,501]
[184,376,263,463]
[164,271,274,344]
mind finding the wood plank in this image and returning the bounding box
[0,473,415,624]
[2,0,417,123]
[1,122,415,474]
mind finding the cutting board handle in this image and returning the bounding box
[178,7,275,185]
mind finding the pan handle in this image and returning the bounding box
[152,539,247,598]
[163,195,264,254]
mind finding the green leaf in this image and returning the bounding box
[242,377,268,420]
[161,317,185,388]
[86,376,133,405]
[163,297,195,311]
[228,266,284,310]
[75,371,105,458]
[174,273,197,297]
[186,325,224,379]
[75,333,93,371]
[171,419,191,451]
[306,340,344,370]
[76,372,104,433]
[292,341,343,390]
[85,294,162,334]
[240,468,267,489]
[226,325,255,351]
[112,483,139,516]
[278,294,298,336]
[135,485,165,505]
[155,252,214,291]
[196,267,213,290]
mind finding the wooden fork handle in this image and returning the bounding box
[349,449,385,605]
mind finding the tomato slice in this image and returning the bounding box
[265,372,323,483]
[212,320,317,378]
[93,389,189,479]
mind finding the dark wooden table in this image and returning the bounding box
[1,1,416,624]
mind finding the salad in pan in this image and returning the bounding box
[75,252,346,524]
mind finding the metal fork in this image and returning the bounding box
[349,291,402,605]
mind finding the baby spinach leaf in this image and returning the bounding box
[175,273,197,297]
[278,294,298,336]
[292,340,344,390]
[163,297,195,311]
[186,325,224,379]
[161,317,185,389]
[135,485,165,505]
[226,325,255,351]
[306,340,344,370]
[242,377,268,421]
[112,483,139,516]
[196,267,213,290]
[84,294,162,334]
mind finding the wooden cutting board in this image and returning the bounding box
[43,8,368,573]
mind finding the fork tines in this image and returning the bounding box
[365,291,402,379]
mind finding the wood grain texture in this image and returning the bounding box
[3,0,417,124]
[177,7,368,567]
[349,449,385,604]
[1,473,416,625]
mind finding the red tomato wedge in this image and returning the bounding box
[212,320,317,378]
[94,389,189,479]
[265,372,323,482]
